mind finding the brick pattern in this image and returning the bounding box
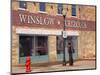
[78,31,96,59]
[27,2,39,13]
[12,10,95,31]
[12,26,19,65]
[46,3,57,15]
[12,1,96,21]
[79,6,96,21]
[66,5,79,18]
[48,36,57,62]
[12,1,19,10]
[11,1,96,65]
[12,26,96,65]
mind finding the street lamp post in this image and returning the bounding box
[62,9,67,66]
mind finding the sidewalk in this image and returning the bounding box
[12,59,96,74]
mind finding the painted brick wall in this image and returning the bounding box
[11,1,96,65]
[78,31,96,59]
[12,0,19,10]
[12,26,19,65]
[12,1,96,21]
[27,2,39,13]
[79,6,96,21]
[48,36,57,63]
[46,3,57,15]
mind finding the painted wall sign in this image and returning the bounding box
[12,10,96,31]
[66,20,87,28]
[19,14,55,25]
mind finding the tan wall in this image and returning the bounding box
[12,26,19,65]
[12,26,96,65]
[78,6,96,21]
[27,2,39,13]
[65,5,71,18]
[12,1,96,22]
[78,31,96,59]
[12,0,19,10]
[48,36,57,63]
[46,3,57,15]
[27,2,34,13]
[65,5,79,18]
[11,1,96,65]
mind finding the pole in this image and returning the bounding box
[63,15,66,66]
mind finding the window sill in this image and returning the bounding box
[18,8,27,11]
[71,16,77,18]
[56,14,63,16]
[38,11,47,14]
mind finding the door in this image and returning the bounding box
[19,35,48,64]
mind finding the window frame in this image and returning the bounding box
[57,4,63,15]
[39,2,46,12]
[72,5,76,16]
[19,1,27,10]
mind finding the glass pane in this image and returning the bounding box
[19,36,48,57]
[39,2,45,11]
[58,4,63,14]
[19,1,27,9]
[72,5,76,16]
[35,36,48,56]
[19,36,32,57]
[57,36,63,54]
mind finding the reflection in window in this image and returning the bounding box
[57,36,63,54]
[19,36,48,57]
[19,1,27,9]
[39,2,45,11]
[58,4,63,14]
[72,5,76,16]
[19,36,32,57]
[35,36,48,56]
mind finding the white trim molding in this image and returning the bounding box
[16,28,79,36]
[66,31,79,36]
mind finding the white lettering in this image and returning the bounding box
[19,14,55,25]
[66,20,87,28]
[29,16,36,24]
[19,14,27,23]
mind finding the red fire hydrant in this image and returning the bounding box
[26,56,31,73]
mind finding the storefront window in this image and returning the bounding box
[35,36,48,56]
[19,36,32,57]
[57,36,63,54]
[19,35,48,57]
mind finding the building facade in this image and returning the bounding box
[12,0,96,66]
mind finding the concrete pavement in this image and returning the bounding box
[12,59,96,74]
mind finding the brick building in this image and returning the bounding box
[11,0,96,66]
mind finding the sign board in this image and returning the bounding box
[62,31,67,38]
